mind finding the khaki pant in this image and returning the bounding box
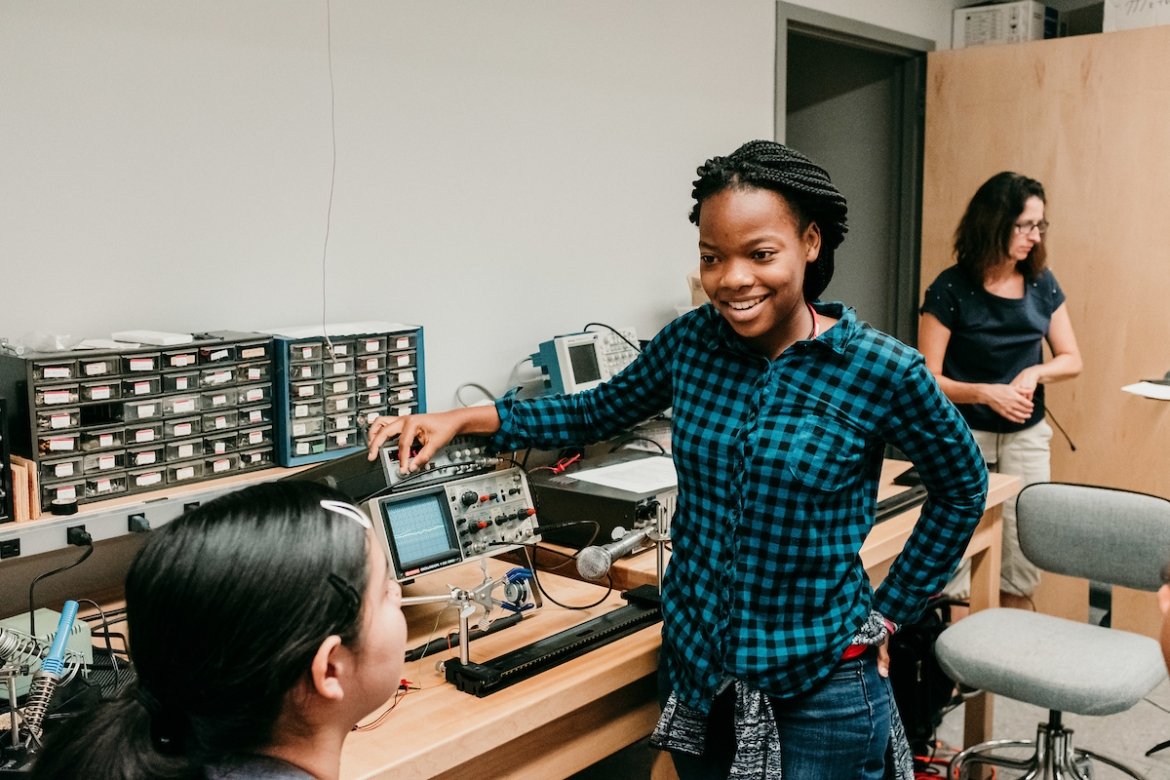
[945,419,1053,598]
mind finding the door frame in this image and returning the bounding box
[775,3,933,344]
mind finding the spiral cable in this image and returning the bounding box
[16,600,79,746]
[18,671,57,745]
[0,626,43,669]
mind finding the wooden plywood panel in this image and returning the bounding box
[923,28,1170,634]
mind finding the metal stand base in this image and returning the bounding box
[949,711,1146,779]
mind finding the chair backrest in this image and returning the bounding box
[1016,482,1170,592]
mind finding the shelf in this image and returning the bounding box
[0,465,308,561]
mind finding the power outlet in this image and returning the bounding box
[0,539,20,559]
[66,525,91,546]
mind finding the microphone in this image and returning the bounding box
[576,528,651,580]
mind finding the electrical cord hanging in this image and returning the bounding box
[454,382,496,408]
[76,598,121,684]
[352,682,414,731]
[28,541,93,637]
[526,544,613,610]
[318,0,339,357]
[1046,406,1077,452]
[608,435,667,455]
[582,322,642,352]
[506,531,615,610]
[402,604,457,664]
[456,356,541,409]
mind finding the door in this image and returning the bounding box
[777,5,930,345]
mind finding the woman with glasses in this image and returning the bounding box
[31,481,406,780]
[919,171,1082,610]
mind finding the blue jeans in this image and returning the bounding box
[661,651,893,780]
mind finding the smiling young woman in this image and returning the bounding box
[363,139,988,780]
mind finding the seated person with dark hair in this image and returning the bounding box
[31,480,406,780]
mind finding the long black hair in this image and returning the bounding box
[30,480,370,780]
[689,139,849,301]
[954,171,1048,283]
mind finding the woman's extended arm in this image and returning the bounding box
[365,405,501,473]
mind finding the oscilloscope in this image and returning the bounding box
[294,435,542,583]
[530,327,639,395]
[362,459,541,583]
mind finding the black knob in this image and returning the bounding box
[460,490,478,507]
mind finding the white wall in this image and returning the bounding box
[783,0,970,49]
[1,1,988,412]
[0,1,778,409]
[785,0,1106,50]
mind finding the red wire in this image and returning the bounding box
[552,454,581,473]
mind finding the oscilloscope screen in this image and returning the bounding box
[374,487,463,581]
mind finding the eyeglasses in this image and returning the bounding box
[1013,220,1049,236]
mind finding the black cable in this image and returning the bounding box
[486,535,614,609]
[391,460,478,489]
[76,598,120,684]
[82,606,127,622]
[28,542,93,637]
[529,551,613,610]
[608,436,667,455]
[528,539,615,609]
[582,322,641,352]
[482,520,600,576]
[526,520,602,572]
[494,454,524,471]
[1045,406,1077,452]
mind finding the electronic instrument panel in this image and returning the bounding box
[364,465,541,583]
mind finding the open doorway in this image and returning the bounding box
[776,4,931,345]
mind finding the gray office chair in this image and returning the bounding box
[935,482,1170,779]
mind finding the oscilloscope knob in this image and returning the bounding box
[460,490,479,507]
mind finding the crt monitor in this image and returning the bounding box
[538,332,607,394]
[370,487,464,581]
[566,340,602,386]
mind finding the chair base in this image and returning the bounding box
[949,715,1147,779]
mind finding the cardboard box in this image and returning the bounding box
[953,2,1059,48]
[686,269,708,306]
[1104,0,1170,33]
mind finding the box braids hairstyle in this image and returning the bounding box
[689,140,849,301]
